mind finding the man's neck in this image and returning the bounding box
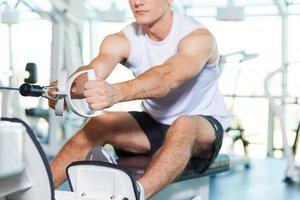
[143,11,173,42]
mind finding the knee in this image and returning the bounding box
[173,115,195,128]
[83,117,100,134]
[173,116,212,138]
[165,115,196,142]
[82,116,111,144]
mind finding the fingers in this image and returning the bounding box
[86,96,106,104]
[83,80,107,98]
[83,88,105,98]
[71,74,88,98]
[84,80,101,90]
[48,80,58,109]
[88,104,101,111]
[47,78,110,112]
[48,87,58,98]
[48,99,55,109]
[86,95,109,110]
[83,80,112,110]
[48,99,67,110]
[50,80,58,86]
[87,102,108,111]
[48,80,67,110]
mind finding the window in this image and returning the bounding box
[0,24,9,85]
[198,16,281,158]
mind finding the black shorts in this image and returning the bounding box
[114,111,224,172]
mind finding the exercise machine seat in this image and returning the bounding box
[117,154,230,181]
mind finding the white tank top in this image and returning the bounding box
[122,12,231,130]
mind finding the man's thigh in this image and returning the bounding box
[113,111,170,157]
[85,111,151,154]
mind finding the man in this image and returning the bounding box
[49,0,231,199]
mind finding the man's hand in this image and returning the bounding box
[47,80,66,110]
[83,79,117,111]
[70,73,87,99]
[47,73,87,110]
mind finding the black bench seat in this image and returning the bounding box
[117,154,230,181]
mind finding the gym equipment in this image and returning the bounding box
[292,122,300,155]
[103,154,229,200]
[53,69,103,118]
[0,69,103,118]
[24,63,38,84]
[0,84,55,98]
[0,62,39,118]
[0,118,229,200]
[0,118,54,200]
[219,51,259,169]
[0,122,24,179]
[269,99,300,156]
[216,0,245,21]
[265,68,300,184]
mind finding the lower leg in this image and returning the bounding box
[50,112,151,188]
[137,115,216,199]
[138,126,195,199]
[51,126,105,188]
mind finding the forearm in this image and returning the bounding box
[71,55,118,98]
[73,55,116,78]
[112,65,178,103]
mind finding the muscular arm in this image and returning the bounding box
[50,33,129,187]
[89,32,130,79]
[48,32,129,108]
[70,32,129,97]
[112,29,217,103]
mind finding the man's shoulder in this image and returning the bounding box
[187,28,213,38]
[100,32,130,60]
[178,28,216,57]
[104,31,128,44]
[179,28,214,47]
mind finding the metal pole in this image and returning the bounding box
[44,19,65,156]
[1,24,15,117]
[266,0,289,157]
[8,24,14,85]
[267,103,274,156]
[280,11,289,157]
[281,14,288,110]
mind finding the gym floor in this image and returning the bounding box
[59,157,300,199]
[211,158,300,200]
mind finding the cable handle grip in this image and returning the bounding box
[87,70,96,81]
[85,69,103,116]
[65,69,103,118]
[55,70,68,116]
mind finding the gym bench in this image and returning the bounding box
[117,154,230,200]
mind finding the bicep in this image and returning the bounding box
[89,32,130,79]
